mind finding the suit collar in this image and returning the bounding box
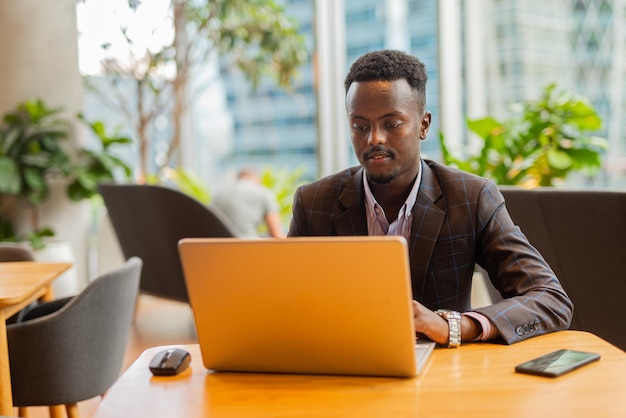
[336,168,368,235]
[337,167,364,209]
[417,160,443,205]
[339,162,442,206]
[408,162,446,295]
[411,161,445,241]
[334,162,445,240]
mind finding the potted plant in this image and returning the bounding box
[439,83,608,187]
[438,84,609,308]
[0,98,132,249]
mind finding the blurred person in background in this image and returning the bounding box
[212,168,286,238]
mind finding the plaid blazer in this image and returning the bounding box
[288,159,573,344]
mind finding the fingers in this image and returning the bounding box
[412,300,420,314]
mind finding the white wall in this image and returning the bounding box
[0,0,90,292]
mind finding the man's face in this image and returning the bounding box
[345,79,431,185]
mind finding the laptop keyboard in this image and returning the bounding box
[415,340,436,374]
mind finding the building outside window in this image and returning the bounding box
[79,0,626,191]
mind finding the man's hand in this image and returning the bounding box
[412,300,482,345]
[412,300,449,345]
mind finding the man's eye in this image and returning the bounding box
[352,124,368,131]
[386,121,402,129]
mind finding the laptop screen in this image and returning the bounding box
[179,236,432,377]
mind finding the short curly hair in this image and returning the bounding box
[344,50,428,103]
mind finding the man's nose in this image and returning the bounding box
[368,128,386,146]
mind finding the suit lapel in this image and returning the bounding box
[335,168,368,236]
[409,162,445,297]
[332,163,446,243]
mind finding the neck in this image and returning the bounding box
[369,175,416,222]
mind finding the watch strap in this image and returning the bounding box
[435,309,462,348]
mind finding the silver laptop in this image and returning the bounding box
[178,236,435,378]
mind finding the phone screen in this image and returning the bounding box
[514,349,600,378]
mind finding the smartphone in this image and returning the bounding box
[514,349,600,378]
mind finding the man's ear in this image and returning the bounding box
[420,111,432,139]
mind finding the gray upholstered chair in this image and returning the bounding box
[496,187,626,350]
[7,257,142,418]
[98,183,236,303]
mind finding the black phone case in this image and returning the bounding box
[514,349,600,378]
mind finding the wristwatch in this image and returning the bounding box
[435,309,462,348]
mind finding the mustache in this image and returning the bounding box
[363,146,395,160]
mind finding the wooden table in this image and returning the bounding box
[0,261,71,416]
[95,330,625,417]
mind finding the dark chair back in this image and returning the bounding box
[499,187,626,350]
[98,183,236,302]
[0,243,34,262]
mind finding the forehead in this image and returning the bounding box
[345,79,419,116]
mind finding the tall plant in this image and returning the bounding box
[87,0,307,182]
[440,84,608,187]
[0,99,132,248]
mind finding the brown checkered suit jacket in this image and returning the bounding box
[288,159,573,344]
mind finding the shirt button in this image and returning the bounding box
[516,326,524,336]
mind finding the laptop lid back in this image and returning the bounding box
[178,236,419,377]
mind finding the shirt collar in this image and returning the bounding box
[363,159,423,221]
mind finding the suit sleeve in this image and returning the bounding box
[288,186,306,237]
[471,181,573,344]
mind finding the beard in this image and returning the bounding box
[362,146,399,184]
[366,168,400,185]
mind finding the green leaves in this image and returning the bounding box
[68,116,133,201]
[0,100,133,246]
[156,167,212,205]
[199,0,307,90]
[0,157,20,194]
[0,99,71,206]
[440,84,608,187]
[93,0,307,181]
[259,165,307,228]
[20,227,55,251]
